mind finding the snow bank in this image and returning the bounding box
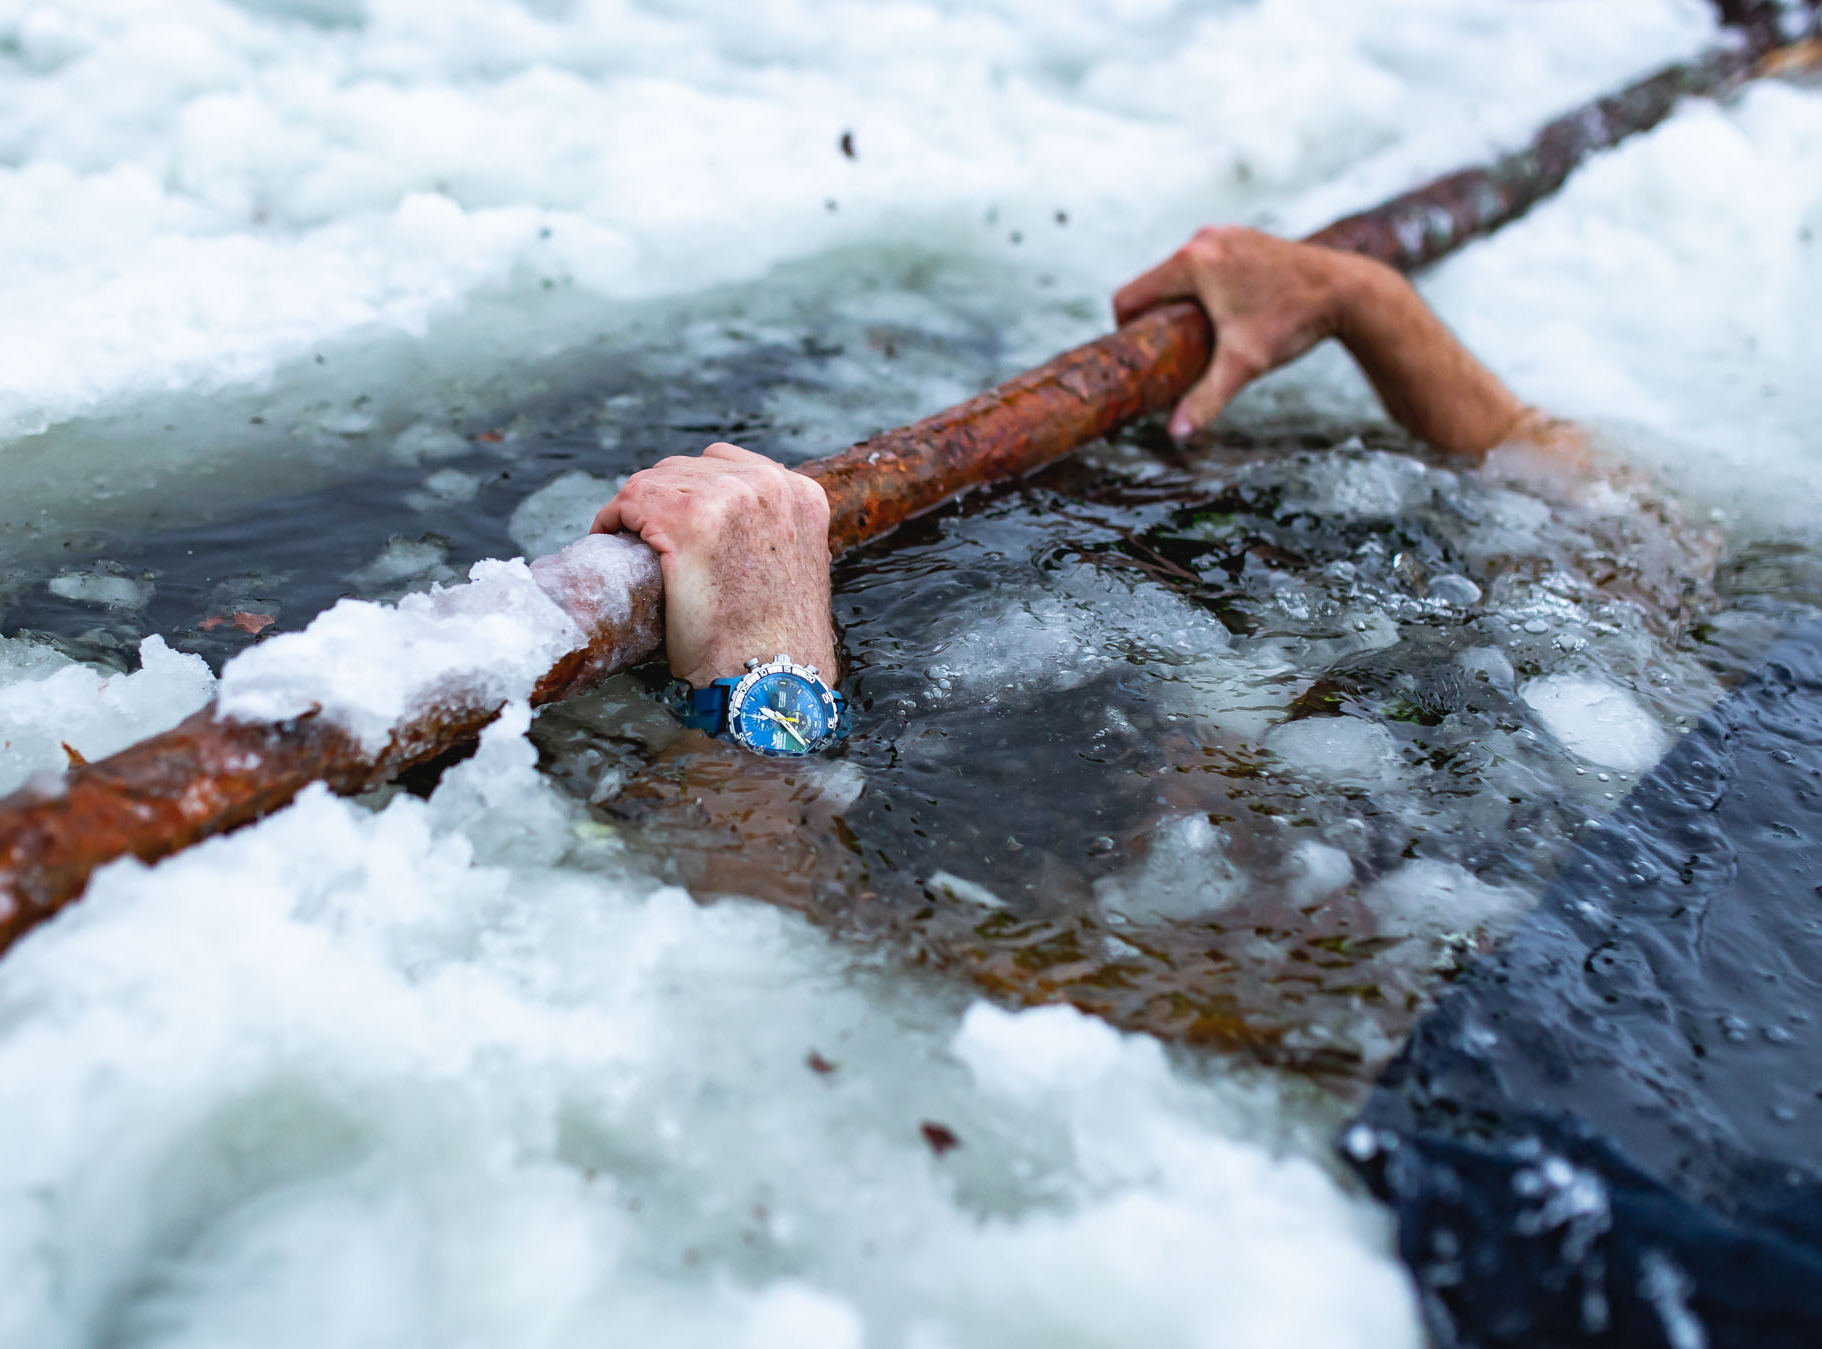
[1413,78,1822,534]
[0,707,1418,1349]
[0,0,1716,451]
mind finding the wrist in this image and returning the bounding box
[1328,252,1406,352]
[681,629,839,690]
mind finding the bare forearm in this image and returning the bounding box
[1113,227,1548,462]
[1330,253,1529,461]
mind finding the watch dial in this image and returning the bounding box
[733,672,832,755]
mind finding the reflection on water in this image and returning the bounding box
[535,421,1772,1085]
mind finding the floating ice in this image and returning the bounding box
[1457,646,1516,692]
[389,421,471,465]
[46,570,154,611]
[1426,573,1482,608]
[926,870,1008,910]
[405,467,481,512]
[508,470,621,561]
[1281,450,1430,524]
[349,533,455,595]
[1266,716,1403,789]
[0,635,215,797]
[1094,814,1249,922]
[1363,859,1531,941]
[1286,840,1355,905]
[1521,673,1670,774]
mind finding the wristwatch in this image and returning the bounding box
[672,654,847,756]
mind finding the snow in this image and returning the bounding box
[212,532,657,751]
[0,635,215,797]
[217,555,586,748]
[0,707,1416,1349]
[0,0,1717,533]
[1417,78,1822,536]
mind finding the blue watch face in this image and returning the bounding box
[731,671,834,755]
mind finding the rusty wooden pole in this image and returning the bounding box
[0,28,1802,956]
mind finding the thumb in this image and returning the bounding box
[1167,341,1261,441]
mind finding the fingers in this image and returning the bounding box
[592,442,786,546]
[1168,341,1265,441]
[1113,251,1196,325]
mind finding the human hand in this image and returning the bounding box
[591,442,838,689]
[1114,226,1365,441]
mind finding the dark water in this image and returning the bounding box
[1350,617,1822,1346]
[540,422,1793,1082]
[3,327,1813,1087]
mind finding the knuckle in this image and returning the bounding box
[1228,343,1269,379]
[1188,226,1232,258]
[720,472,761,506]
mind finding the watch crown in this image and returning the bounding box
[806,665,820,678]
[774,652,789,664]
[745,658,759,671]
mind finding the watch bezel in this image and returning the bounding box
[724,654,841,755]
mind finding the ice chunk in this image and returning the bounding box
[1363,859,1530,940]
[46,570,154,611]
[1427,573,1482,607]
[1281,451,1428,523]
[925,871,1006,910]
[1094,814,1248,922]
[349,534,455,594]
[406,468,481,511]
[217,558,587,751]
[424,702,573,868]
[741,1285,862,1349]
[1457,646,1516,692]
[1286,840,1355,904]
[508,471,621,560]
[390,422,470,464]
[1265,717,1403,788]
[1520,673,1669,774]
[952,1002,1134,1103]
[0,636,216,797]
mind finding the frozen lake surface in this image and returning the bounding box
[3,1,1821,1345]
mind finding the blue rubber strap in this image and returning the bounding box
[676,679,739,735]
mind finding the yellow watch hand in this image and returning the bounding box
[757,706,810,749]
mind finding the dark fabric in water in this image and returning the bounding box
[1346,619,1822,1348]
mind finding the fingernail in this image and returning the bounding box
[1168,413,1193,442]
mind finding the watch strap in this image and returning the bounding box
[674,678,740,736]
